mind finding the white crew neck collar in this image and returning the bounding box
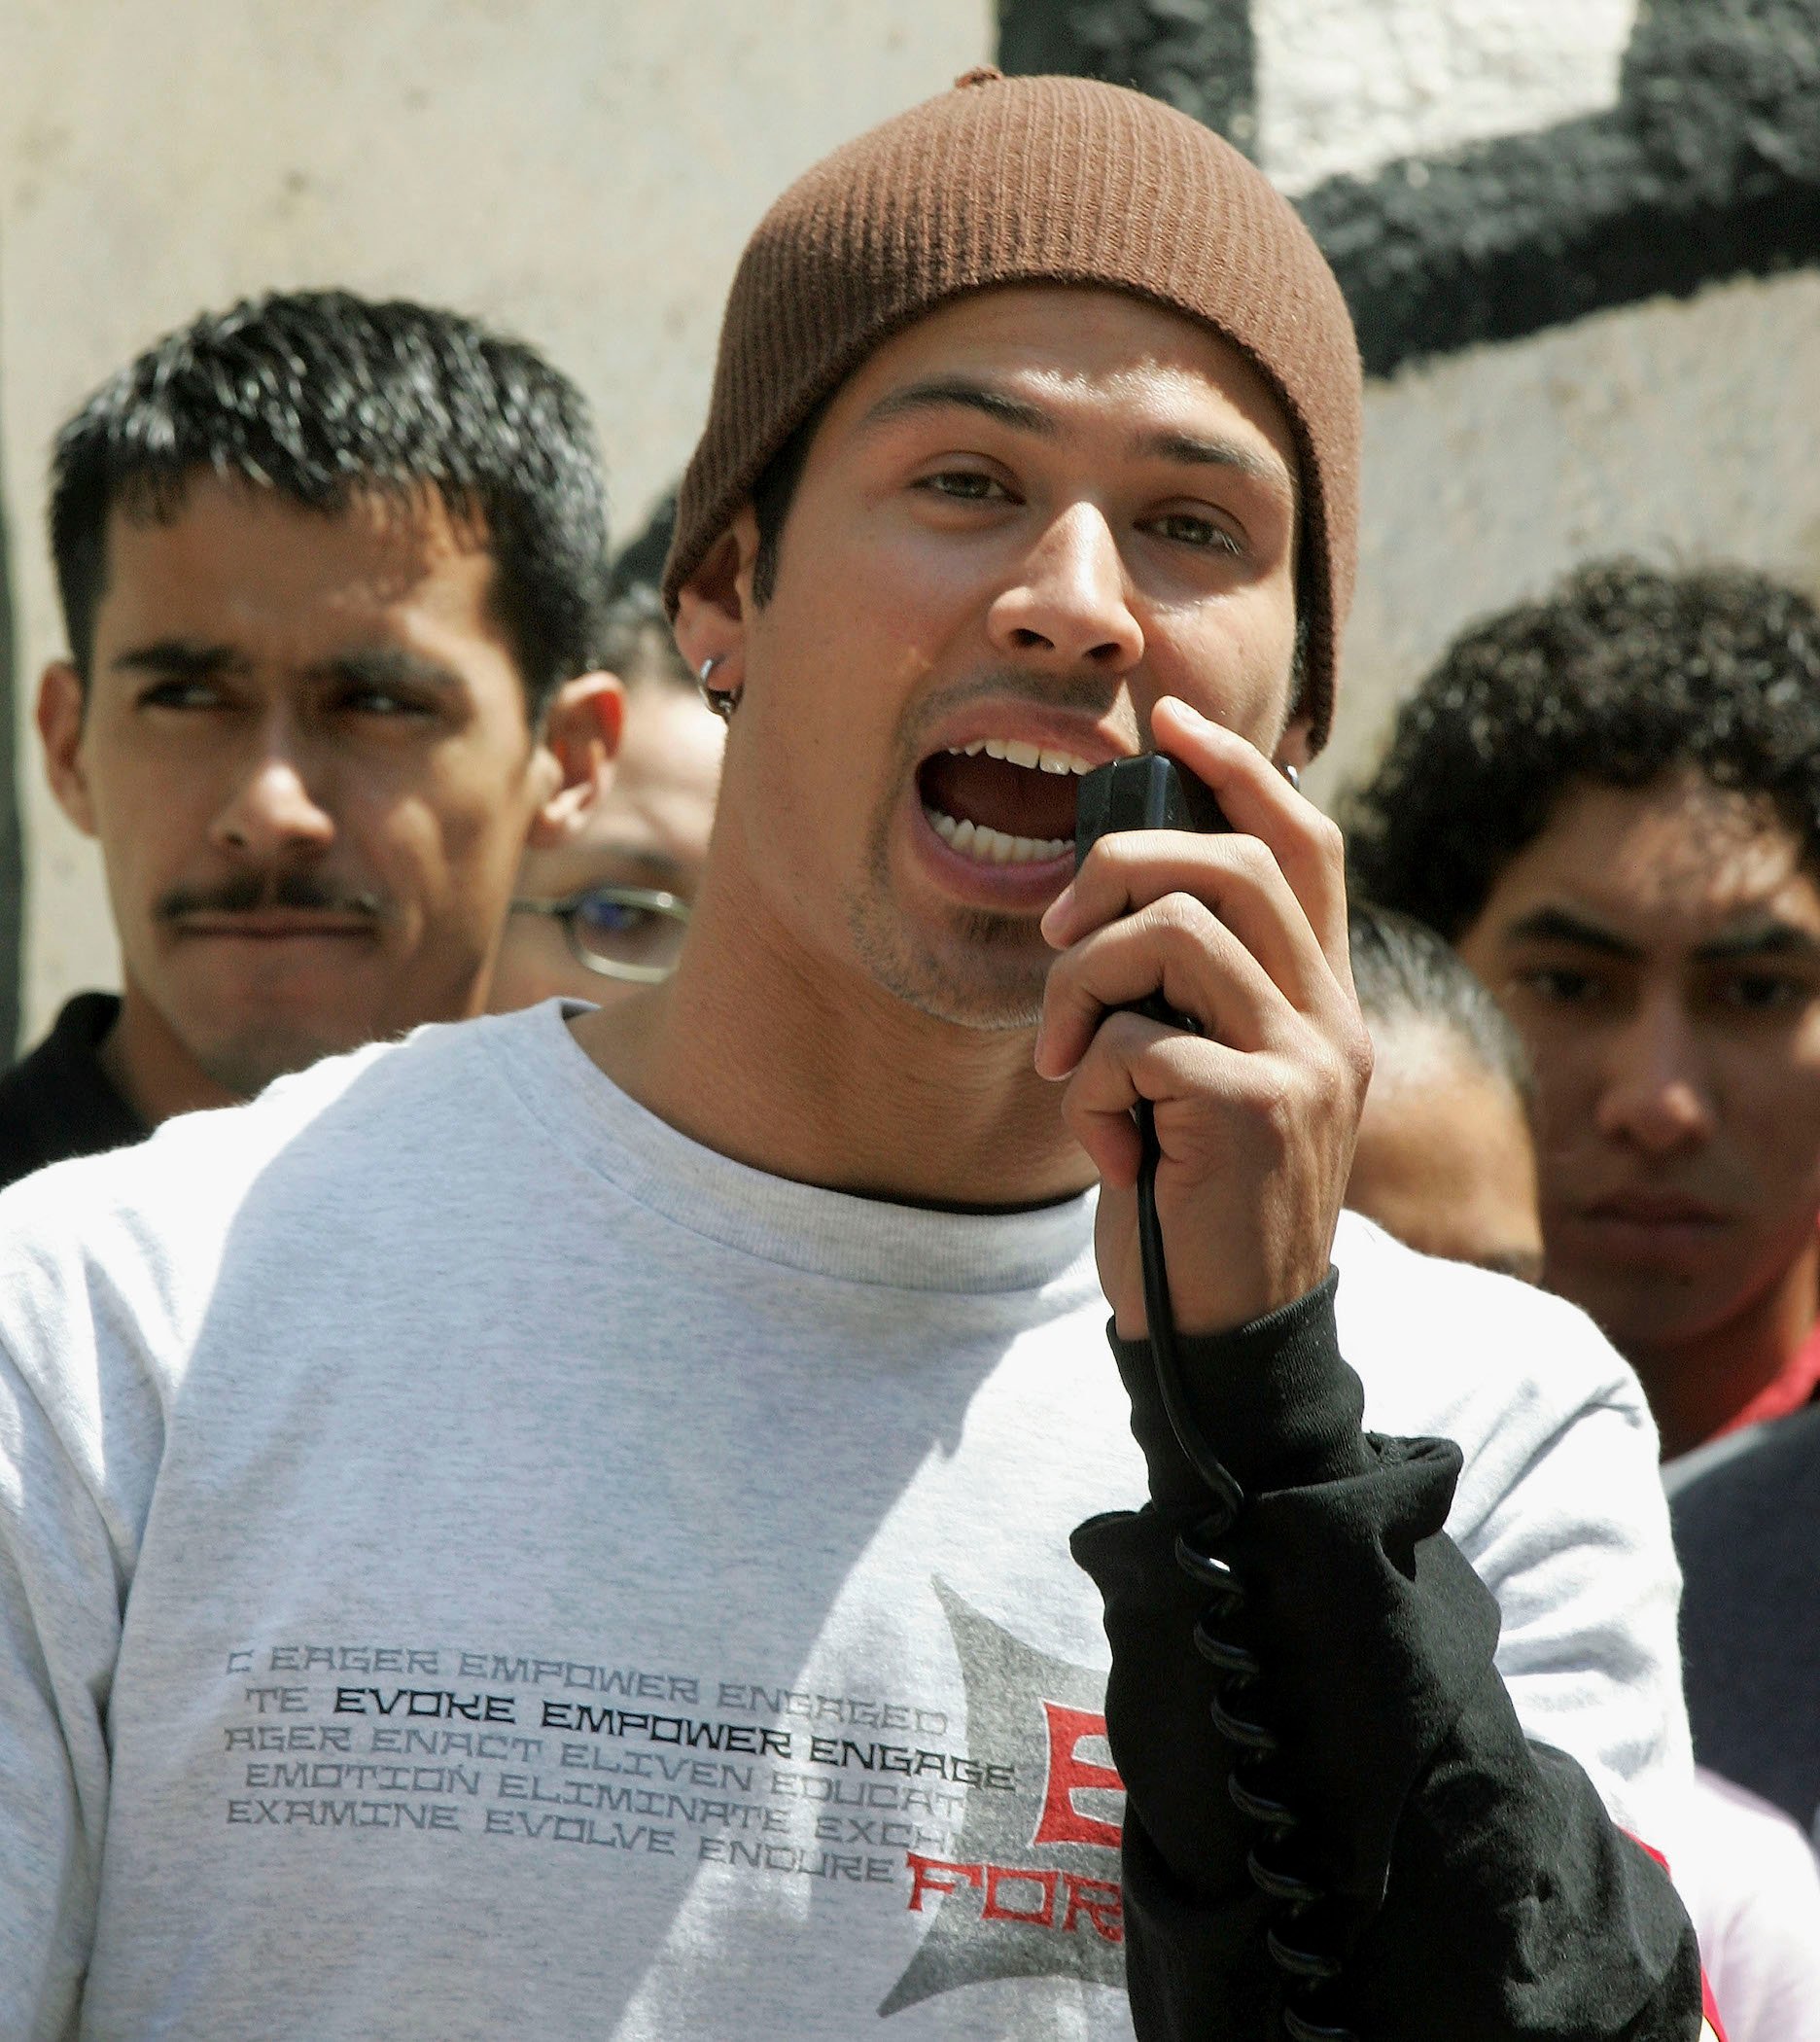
[478,1002,1100,1300]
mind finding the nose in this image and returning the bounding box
[208,732,335,861]
[1594,994,1716,1155]
[987,503,1144,674]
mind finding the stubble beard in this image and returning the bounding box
[844,813,1052,1033]
[839,669,1118,1033]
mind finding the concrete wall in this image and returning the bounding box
[0,0,993,1046]
[6,0,1819,1039]
[1002,0,1820,805]
[1340,267,1820,808]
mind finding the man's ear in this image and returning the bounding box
[37,662,97,838]
[527,672,626,849]
[1274,707,1315,778]
[672,507,758,700]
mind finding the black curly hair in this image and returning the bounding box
[1343,560,1820,941]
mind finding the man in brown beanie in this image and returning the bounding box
[0,73,1706,2042]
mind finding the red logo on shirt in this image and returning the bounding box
[879,1583,1128,2017]
[1032,1700,1123,1849]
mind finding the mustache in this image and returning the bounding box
[156,870,391,924]
[918,670,1127,724]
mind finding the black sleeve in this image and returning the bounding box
[1070,1275,1704,2040]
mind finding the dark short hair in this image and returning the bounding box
[1348,896,1532,1109]
[1344,560,1820,941]
[750,399,829,608]
[608,491,677,604]
[597,583,693,694]
[603,495,692,694]
[51,289,611,721]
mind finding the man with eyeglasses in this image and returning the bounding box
[489,584,724,1009]
[0,289,615,1190]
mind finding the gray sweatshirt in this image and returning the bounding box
[0,1003,1691,2038]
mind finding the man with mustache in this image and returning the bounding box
[0,81,1703,2038]
[1348,560,1820,1461]
[0,289,615,1186]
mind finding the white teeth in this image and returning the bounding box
[943,739,1098,775]
[926,807,1068,866]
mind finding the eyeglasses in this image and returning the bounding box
[508,883,691,983]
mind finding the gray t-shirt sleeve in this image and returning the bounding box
[0,1164,173,2042]
[0,1335,120,2038]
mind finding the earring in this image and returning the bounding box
[697,656,739,722]
[1280,762,1301,792]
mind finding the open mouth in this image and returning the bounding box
[916,737,1097,866]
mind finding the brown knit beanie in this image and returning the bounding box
[665,67,1361,754]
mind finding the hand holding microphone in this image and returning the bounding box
[1033,697,1372,1339]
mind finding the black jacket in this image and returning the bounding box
[0,994,144,1192]
[1674,1402,1820,1840]
[1076,1278,1703,2038]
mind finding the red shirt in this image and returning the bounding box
[1712,1313,1820,1440]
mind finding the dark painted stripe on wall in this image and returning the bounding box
[1001,0,1820,379]
[1303,0,1820,377]
[998,0,1258,159]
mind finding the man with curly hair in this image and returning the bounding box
[1347,560,1820,1460]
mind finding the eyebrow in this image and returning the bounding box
[859,377,1054,439]
[1694,921,1820,966]
[1129,428,1294,503]
[586,845,692,891]
[112,639,249,681]
[1502,904,1820,967]
[1502,908,1639,958]
[302,647,466,695]
[858,376,1294,499]
[110,640,465,696]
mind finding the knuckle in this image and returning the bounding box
[1082,834,1134,890]
[1042,944,1086,1001]
[1257,1067,1301,1133]
[1329,1013,1375,1093]
[1228,834,1277,889]
[1065,1030,1113,1100]
[1308,810,1347,865]
[1232,1058,1298,1141]
[1306,1032,1361,1102]
[1100,1009,1152,1065]
[1147,892,1213,947]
